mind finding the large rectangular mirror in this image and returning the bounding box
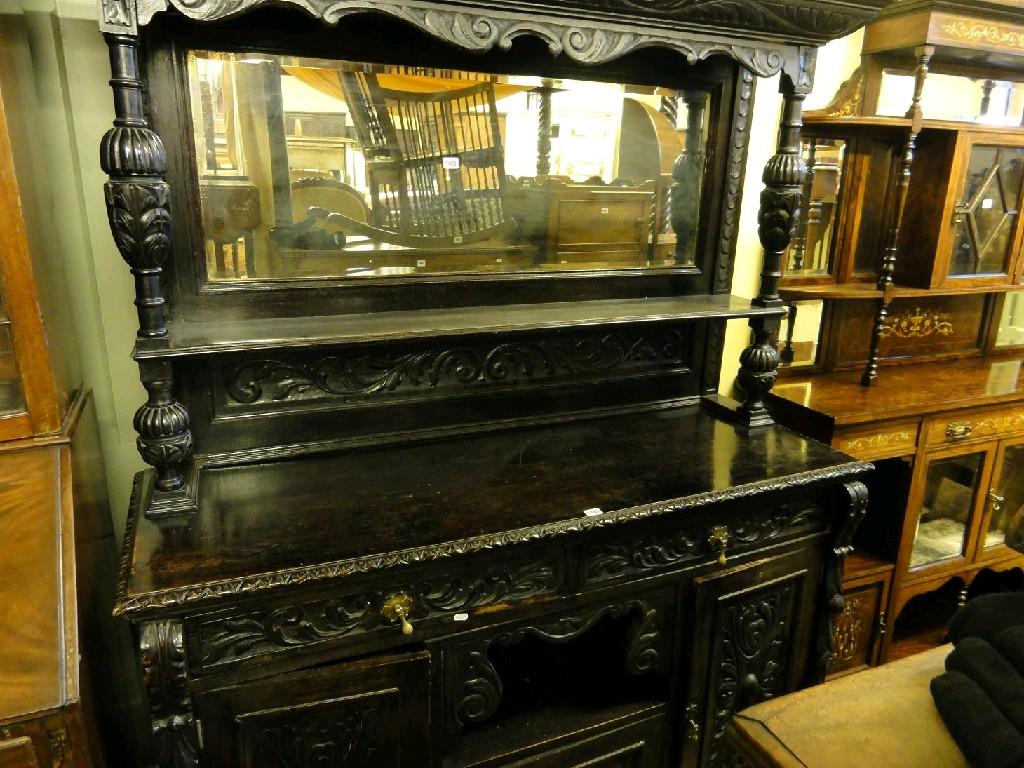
[187,51,712,280]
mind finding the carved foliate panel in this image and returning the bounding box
[707,584,796,768]
[581,504,822,584]
[193,559,561,669]
[220,327,691,410]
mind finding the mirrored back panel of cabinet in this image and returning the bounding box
[144,9,749,321]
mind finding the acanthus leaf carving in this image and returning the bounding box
[196,560,560,667]
[710,585,792,768]
[140,620,199,768]
[105,182,172,271]
[224,328,689,406]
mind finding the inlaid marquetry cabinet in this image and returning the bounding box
[93,0,885,765]
[767,0,1024,667]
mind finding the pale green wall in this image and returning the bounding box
[10,0,862,535]
[10,0,143,536]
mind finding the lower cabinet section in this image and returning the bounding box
[132,480,867,768]
[194,651,432,767]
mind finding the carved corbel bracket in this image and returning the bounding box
[812,480,869,682]
[140,620,200,768]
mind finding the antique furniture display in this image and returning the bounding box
[96,0,885,765]
[0,35,129,767]
[726,644,968,767]
[766,0,1024,670]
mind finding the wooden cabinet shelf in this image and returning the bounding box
[138,295,784,360]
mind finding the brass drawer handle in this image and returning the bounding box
[989,490,1005,513]
[708,525,730,566]
[946,421,974,440]
[382,593,414,636]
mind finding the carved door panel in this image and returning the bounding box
[680,549,821,768]
[195,650,431,768]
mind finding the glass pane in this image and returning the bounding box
[996,293,1024,348]
[987,444,1024,549]
[852,140,895,274]
[949,145,1024,277]
[911,452,984,569]
[0,285,25,418]
[776,300,823,368]
[784,138,844,277]
[188,51,714,280]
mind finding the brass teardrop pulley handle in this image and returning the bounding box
[708,525,730,566]
[382,593,414,636]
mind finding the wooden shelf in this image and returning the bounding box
[135,294,784,360]
[780,282,1024,301]
[845,550,895,580]
[805,113,1024,135]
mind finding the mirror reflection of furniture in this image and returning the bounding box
[289,176,369,235]
[619,97,684,263]
[339,70,512,247]
[199,181,261,279]
[508,177,654,268]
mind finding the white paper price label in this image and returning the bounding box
[443,156,461,170]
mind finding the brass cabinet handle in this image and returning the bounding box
[989,490,1005,513]
[382,593,414,636]
[945,421,974,440]
[685,703,701,742]
[708,525,730,566]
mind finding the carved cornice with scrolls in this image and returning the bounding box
[115,461,870,616]
[114,0,800,76]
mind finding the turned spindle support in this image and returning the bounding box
[861,45,932,387]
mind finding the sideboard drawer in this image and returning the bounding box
[834,421,919,459]
[188,556,563,674]
[924,404,1024,447]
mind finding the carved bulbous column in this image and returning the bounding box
[733,59,813,428]
[101,31,196,513]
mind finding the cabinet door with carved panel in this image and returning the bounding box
[194,650,432,768]
[680,548,822,768]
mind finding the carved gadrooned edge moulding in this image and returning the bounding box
[114,462,871,615]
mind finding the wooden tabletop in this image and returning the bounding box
[0,445,74,721]
[728,645,967,768]
[771,357,1024,428]
[116,405,868,616]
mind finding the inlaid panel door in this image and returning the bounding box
[974,434,1024,565]
[680,548,822,768]
[194,650,432,767]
